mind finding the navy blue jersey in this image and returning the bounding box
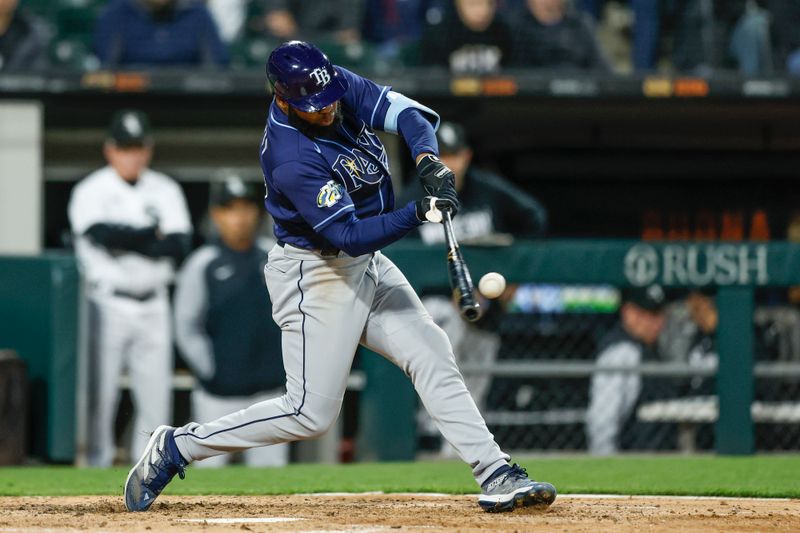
[260,67,439,253]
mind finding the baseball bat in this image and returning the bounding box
[442,210,481,322]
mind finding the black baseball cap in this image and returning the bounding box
[108,109,152,147]
[436,121,469,154]
[623,284,666,312]
[211,175,261,207]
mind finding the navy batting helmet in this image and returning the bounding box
[267,41,349,113]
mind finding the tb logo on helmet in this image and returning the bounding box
[309,67,331,87]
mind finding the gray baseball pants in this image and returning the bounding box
[174,244,509,485]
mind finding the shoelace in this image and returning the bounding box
[507,464,529,481]
[145,446,185,491]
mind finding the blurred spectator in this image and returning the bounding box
[575,0,660,71]
[207,0,249,43]
[404,121,546,455]
[174,176,288,468]
[68,110,192,466]
[659,289,717,366]
[659,289,718,395]
[0,0,49,71]
[586,284,666,455]
[671,0,772,76]
[420,0,513,74]
[362,0,438,64]
[260,0,363,46]
[94,0,229,68]
[511,0,611,72]
[663,287,799,371]
[767,0,800,76]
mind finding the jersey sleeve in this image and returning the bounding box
[486,172,548,237]
[68,181,107,234]
[272,157,356,232]
[173,248,217,380]
[318,201,421,257]
[158,180,193,234]
[338,67,440,134]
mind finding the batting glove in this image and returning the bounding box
[417,154,456,196]
[436,183,459,213]
[415,195,459,223]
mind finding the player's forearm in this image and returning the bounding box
[140,233,192,263]
[84,223,159,252]
[517,201,549,237]
[320,202,422,256]
[397,108,438,161]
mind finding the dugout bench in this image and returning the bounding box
[638,396,800,453]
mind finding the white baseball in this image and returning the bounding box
[479,272,506,299]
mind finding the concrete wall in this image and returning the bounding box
[0,102,43,255]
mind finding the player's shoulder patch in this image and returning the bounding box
[316,180,344,209]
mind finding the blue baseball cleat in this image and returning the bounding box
[124,425,186,512]
[478,463,557,512]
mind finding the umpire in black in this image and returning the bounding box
[173,175,287,467]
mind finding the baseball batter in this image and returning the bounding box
[125,41,556,513]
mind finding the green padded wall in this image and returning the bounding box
[0,254,80,462]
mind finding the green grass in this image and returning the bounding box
[1,456,799,498]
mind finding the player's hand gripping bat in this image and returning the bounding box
[443,210,481,322]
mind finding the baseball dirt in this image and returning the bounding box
[1,494,798,532]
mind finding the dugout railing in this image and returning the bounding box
[458,361,800,453]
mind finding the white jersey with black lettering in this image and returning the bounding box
[68,165,192,294]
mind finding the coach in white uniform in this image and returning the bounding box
[68,110,192,466]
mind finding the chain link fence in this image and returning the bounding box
[417,283,800,455]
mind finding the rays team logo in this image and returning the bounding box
[317,180,343,208]
[334,154,382,186]
[333,154,383,185]
[309,67,331,87]
[332,126,389,190]
[342,158,361,178]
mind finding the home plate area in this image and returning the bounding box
[0,493,798,532]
